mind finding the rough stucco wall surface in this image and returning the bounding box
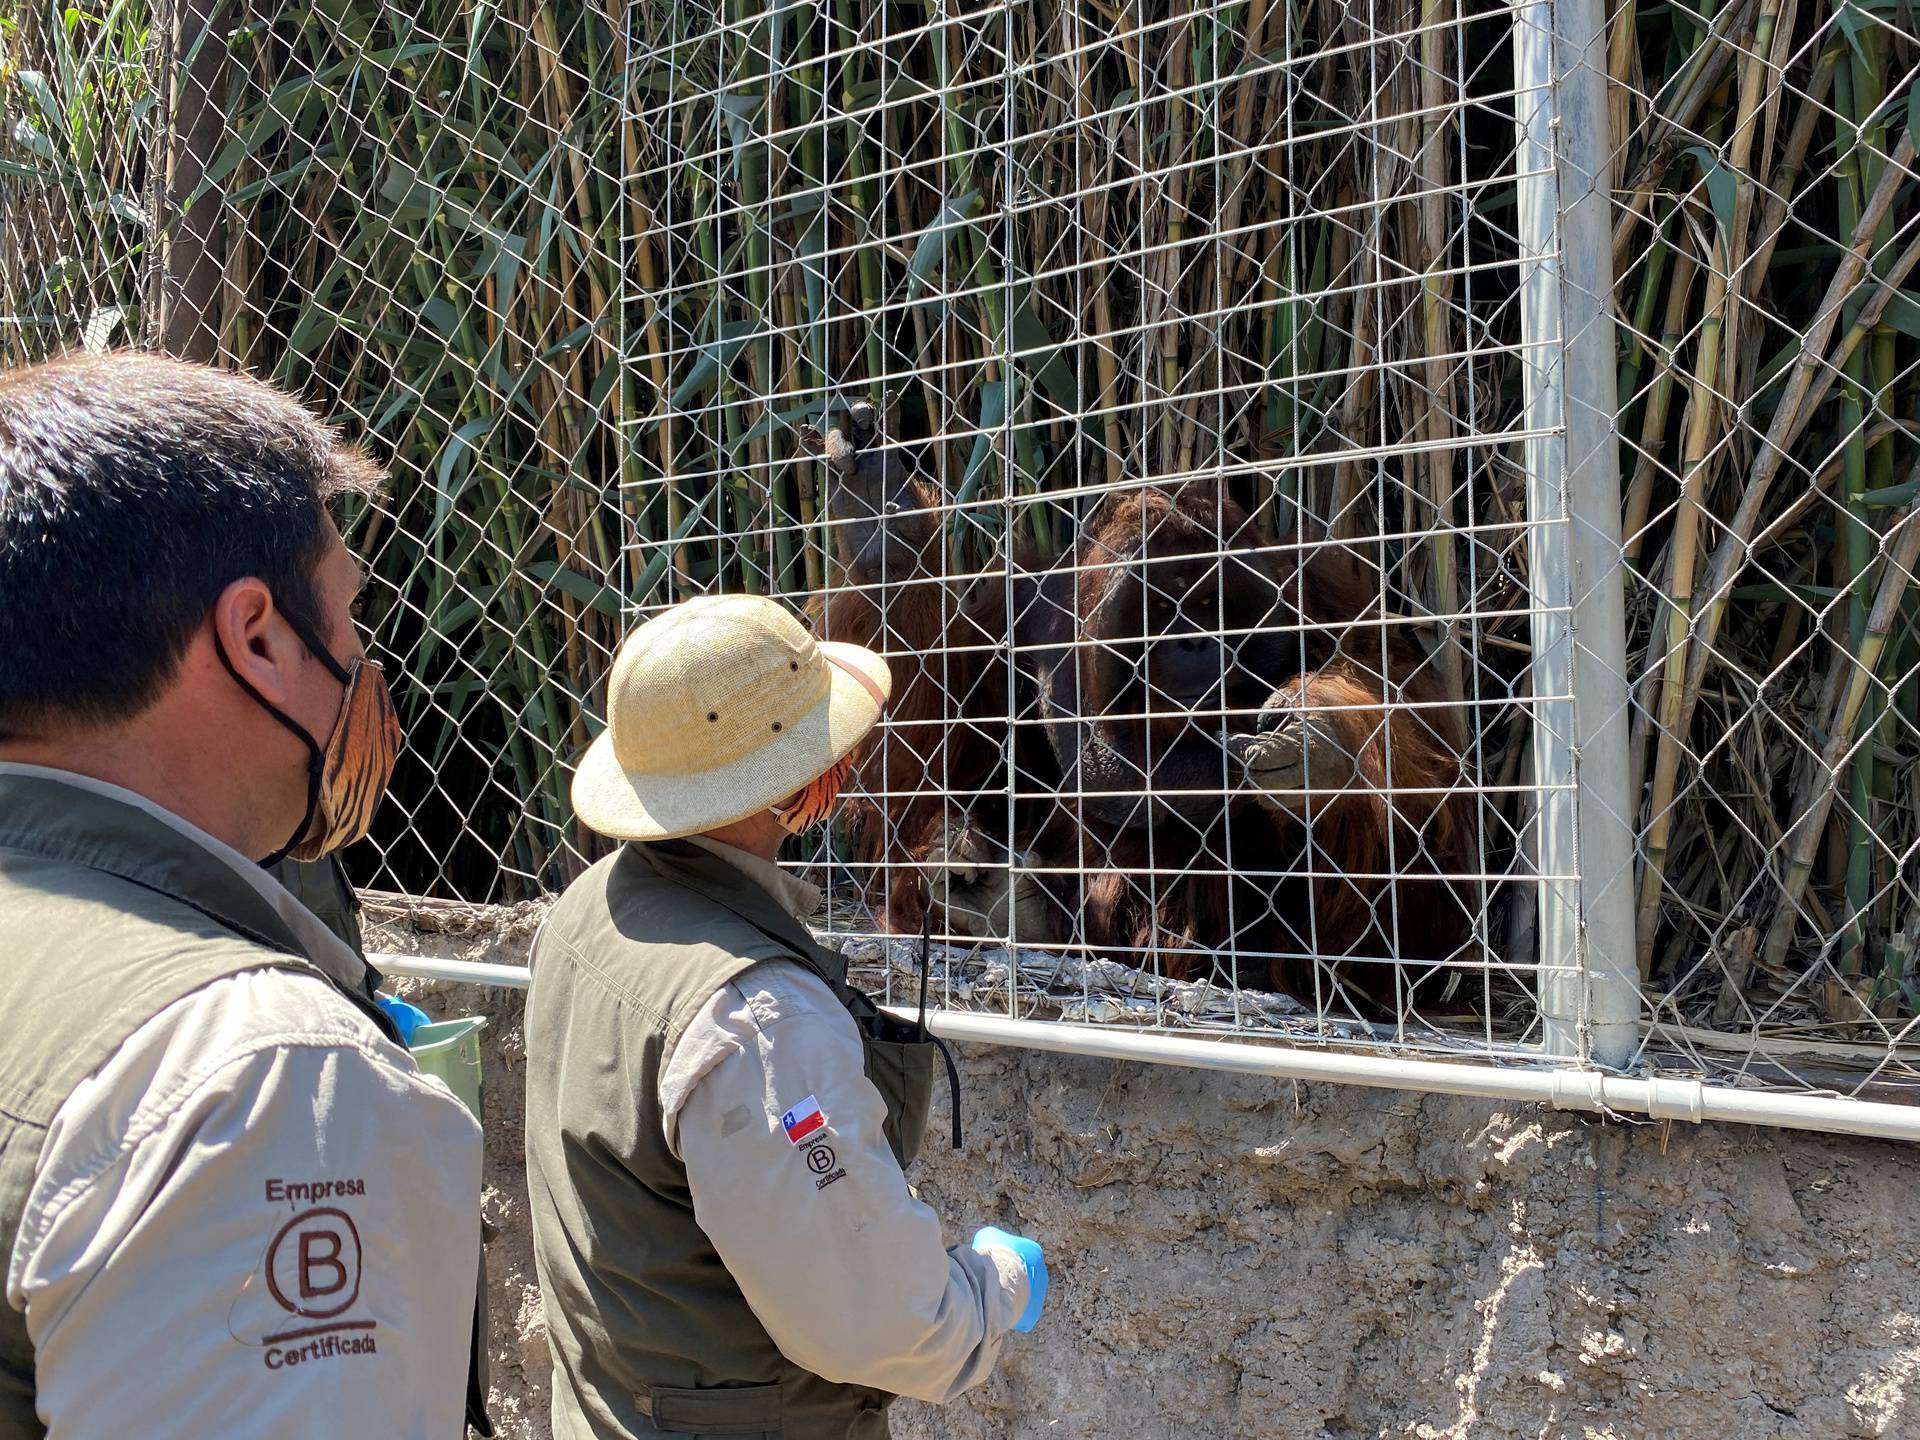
[373,913,1920,1440]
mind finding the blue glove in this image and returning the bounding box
[972,1226,1048,1334]
[376,996,433,1046]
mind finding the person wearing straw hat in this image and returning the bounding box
[525,593,1048,1440]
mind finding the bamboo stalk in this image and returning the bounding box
[1072,0,1125,491]
[1416,0,1461,702]
[1715,4,1775,401]
[1609,0,1760,272]
[1620,241,1698,562]
[1742,54,1832,301]
[1635,190,1732,975]
[1760,482,1920,976]
[1157,0,1191,474]
[1607,0,1639,157]
[1664,128,1918,763]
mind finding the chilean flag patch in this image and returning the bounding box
[781,1095,827,1145]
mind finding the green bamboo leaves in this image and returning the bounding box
[1620,0,1920,1026]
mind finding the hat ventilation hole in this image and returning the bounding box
[707,712,718,723]
[771,722,782,733]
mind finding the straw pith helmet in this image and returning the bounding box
[570,594,890,842]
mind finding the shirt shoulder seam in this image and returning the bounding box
[19,1013,467,1262]
[662,958,850,1119]
[724,957,849,1034]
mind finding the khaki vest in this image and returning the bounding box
[525,841,939,1440]
[269,855,366,953]
[0,773,397,1439]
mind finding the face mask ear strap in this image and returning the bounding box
[213,628,329,752]
[257,751,325,869]
[213,630,328,866]
[279,607,356,686]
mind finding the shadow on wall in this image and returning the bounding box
[378,911,1920,1440]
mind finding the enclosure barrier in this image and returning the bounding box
[373,951,1920,1142]
[4,0,1918,1130]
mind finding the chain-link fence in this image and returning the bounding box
[4,0,1918,1113]
[1609,0,1920,1092]
[5,0,634,897]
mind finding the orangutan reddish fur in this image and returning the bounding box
[816,466,1473,1007]
[1021,486,1473,1002]
[812,473,1013,934]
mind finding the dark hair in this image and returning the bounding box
[0,352,382,740]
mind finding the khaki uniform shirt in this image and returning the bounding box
[662,839,1027,1400]
[0,765,482,1438]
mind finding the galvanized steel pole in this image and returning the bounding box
[1513,0,1641,1067]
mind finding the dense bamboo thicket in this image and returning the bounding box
[2,0,1917,1044]
[1610,0,1920,1040]
[9,0,633,890]
[0,0,149,351]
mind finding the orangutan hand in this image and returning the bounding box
[921,818,1049,942]
[1230,705,1353,819]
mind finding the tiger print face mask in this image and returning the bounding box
[770,752,855,835]
[216,606,401,867]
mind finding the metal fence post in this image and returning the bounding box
[150,0,229,360]
[1514,0,1641,1068]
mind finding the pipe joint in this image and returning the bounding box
[1644,1075,1707,1124]
[1546,1069,1607,1114]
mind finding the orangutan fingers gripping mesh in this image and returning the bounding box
[1231,709,1355,819]
[919,819,1050,942]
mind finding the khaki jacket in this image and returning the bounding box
[0,766,483,1440]
[525,841,1024,1440]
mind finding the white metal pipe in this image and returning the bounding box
[1553,0,1643,1071]
[1514,0,1581,1063]
[919,1013,1920,1143]
[376,953,534,988]
[372,954,1920,1143]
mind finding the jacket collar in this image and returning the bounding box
[0,765,376,1003]
[683,835,823,920]
[632,839,847,987]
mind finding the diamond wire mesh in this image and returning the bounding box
[1599,0,1920,1095]
[4,0,1919,1099]
[4,0,636,899]
[621,0,1565,1062]
[0,0,152,354]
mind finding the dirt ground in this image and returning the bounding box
[375,910,1920,1440]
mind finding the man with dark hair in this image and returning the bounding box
[0,353,488,1438]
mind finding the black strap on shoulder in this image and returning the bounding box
[916,914,964,1151]
[732,900,964,1151]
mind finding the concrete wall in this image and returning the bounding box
[373,906,1920,1440]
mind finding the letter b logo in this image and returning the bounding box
[300,1230,348,1300]
[267,1208,363,1318]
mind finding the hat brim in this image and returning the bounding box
[570,641,891,842]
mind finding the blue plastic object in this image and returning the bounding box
[972,1226,1048,1333]
[376,995,433,1046]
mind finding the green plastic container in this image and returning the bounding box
[409,1016,486,1122]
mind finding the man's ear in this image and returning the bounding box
[210,576,301,705]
